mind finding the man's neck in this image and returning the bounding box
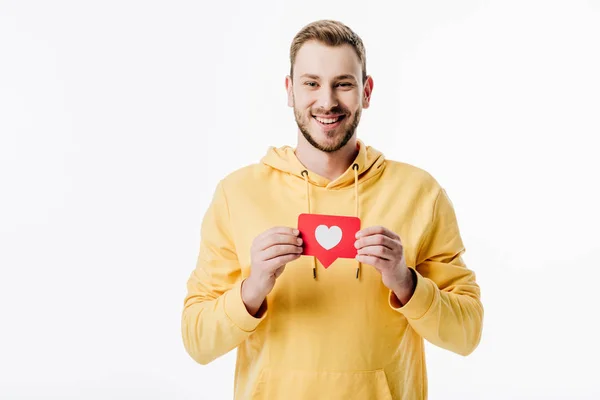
[294,133,359,182]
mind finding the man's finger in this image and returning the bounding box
[256,226,299,242]
[355,234,396,251]
[356,254,386,269]
[260,234,302,251]
[357,245,393,260]
[262,244,303,261]
[355,226,399,240]
[265,253,301,272]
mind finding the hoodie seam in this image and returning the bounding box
[415,187,442,266]
[290,167,384,191]
[338,169,382,189]
[349,168,384,187]
[218,179,239,261]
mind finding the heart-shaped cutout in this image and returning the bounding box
[315,225,342,250]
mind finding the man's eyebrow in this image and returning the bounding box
[333,74,358,82]
[299,73,321,80]
[299,73,358,82]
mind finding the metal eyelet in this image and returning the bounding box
[301,170,308,177]
[352,163,359,170]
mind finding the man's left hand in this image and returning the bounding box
[354,226,416,305]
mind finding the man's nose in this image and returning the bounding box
[316,87,338,110]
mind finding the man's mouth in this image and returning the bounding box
[312,114,346,129]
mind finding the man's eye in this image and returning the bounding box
[338,83,352,87]
[305,82,317,87]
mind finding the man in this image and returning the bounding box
[182,19,483,400]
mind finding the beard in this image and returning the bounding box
[294,103,361,153]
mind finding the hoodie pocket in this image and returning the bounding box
[250,367,393,400]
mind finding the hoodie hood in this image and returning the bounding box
[260,139,385,190]
[260,139,386,280]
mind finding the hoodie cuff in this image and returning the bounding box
[224,279,268,332]
[388,268,436,320]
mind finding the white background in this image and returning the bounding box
[1,0,599,398]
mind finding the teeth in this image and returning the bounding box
[315,116,341,124]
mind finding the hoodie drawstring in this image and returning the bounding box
[301,163,361,280]
[301,170,317,279]
[353,163,361,279]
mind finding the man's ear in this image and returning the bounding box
[285,75,294,107]
[362,75,374,109]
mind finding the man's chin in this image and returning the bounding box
[304,131,349,152]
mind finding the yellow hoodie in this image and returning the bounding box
[182,140,483,400]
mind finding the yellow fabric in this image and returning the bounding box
[181,140,483,399]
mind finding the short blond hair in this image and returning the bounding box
[289,20,367,84]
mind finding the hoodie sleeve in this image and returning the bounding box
[181,180,267,365]
[388,188,483,356]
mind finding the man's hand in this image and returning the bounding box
[355,226,416,305]
[241,227,303,316]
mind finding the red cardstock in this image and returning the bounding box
[297,213,361,268]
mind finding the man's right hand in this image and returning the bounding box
[241,227,303,316]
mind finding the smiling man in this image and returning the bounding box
[182,20,484,400]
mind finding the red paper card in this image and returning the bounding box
[297,213,361,268]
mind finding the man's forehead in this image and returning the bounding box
[294,41,361,79]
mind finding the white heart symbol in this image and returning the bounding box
[315,225,343,250]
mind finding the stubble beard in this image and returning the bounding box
[293,103,361,153]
